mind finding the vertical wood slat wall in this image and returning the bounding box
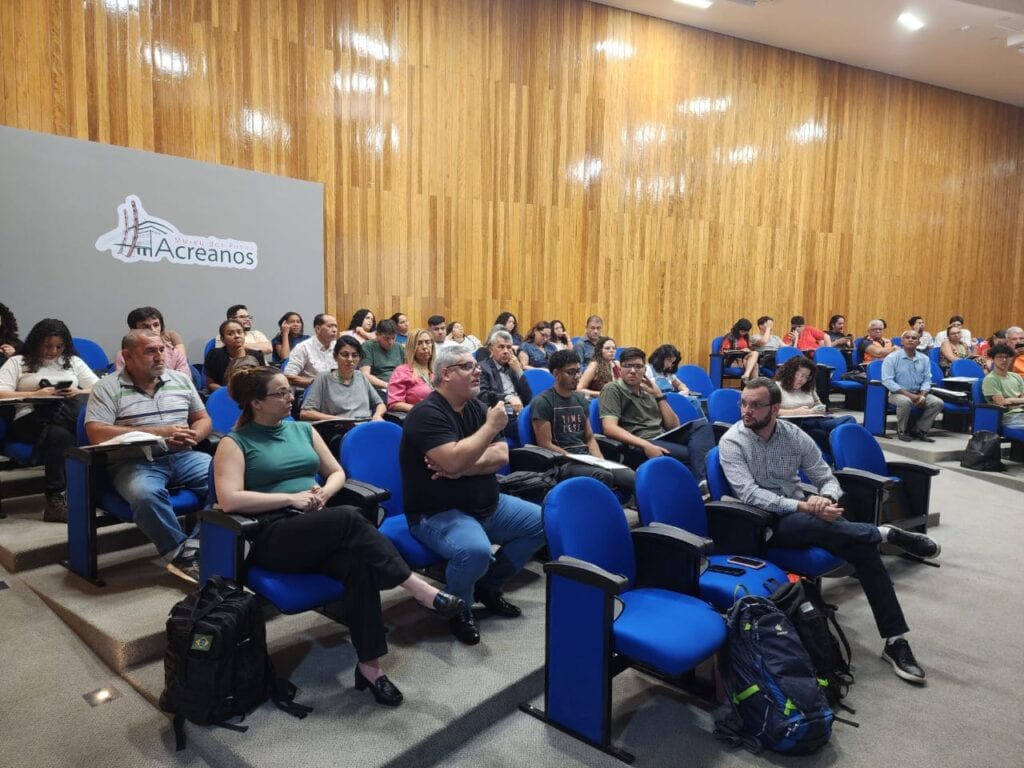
[2,0,1021,363]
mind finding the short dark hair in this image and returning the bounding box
[427,315,446,327]
[988,344,1016,359]
[909,316,923,327]
[949,315,965,325]
[219,319,244,339]
[756,316,772,327]
[376,319,398,336]
[548,349,579,373]
[618,347,645,365]
[389,312,406,324]
[334,335,363,358]
[226,304,247,319]
[745,377,781,405]
[126,306,164,330]
[790,316,805,326]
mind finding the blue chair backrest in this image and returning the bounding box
[830,423,887,476]
[523,368,555,395]
[189,363,206,392]
[676,365,714,397]
[951,358,985,378]
[813,346,848,381]
[205,387,242,434]
[72,337,109,373]
[570,336,583,347]
[774,346,803,367]
[704,446,730,501]
[708,388,741,425]
[929,361,944,385]
[340,421,403,518]
[543,477,636,584]
[635,457,707,537]
[851,337,866,366]
[203,338,217,359]
[928,347,942,367]
[665,392,702,424]
[518,403,535,445]
[866,360,884,381]
[588,397,603,435]
[711,336,724,354]
[75,406,89,445]
[613,347,625,360]
[972,378,984,405]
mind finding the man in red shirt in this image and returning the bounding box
[785,315,827,357]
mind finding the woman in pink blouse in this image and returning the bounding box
[386,329,435,412]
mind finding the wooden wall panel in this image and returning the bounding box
[2,0,1021,363]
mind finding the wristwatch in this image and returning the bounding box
[654,395,666,402]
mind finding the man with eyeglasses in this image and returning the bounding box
[478,330,532,437]
[982,344,1024,427]
[216,304,272,356]
[399,347,545,646]
[598,347,714,488]
[284,314,339,388]
[84,330,212,583]
[719,377,940,684]
[857,319,896,364]
[881,330,943,442]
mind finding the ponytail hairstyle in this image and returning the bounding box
[228,365,280,428]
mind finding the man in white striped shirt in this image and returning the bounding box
[719,377,941,685]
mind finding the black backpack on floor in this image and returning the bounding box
[960,430,1005,472]
[159,576,312,750]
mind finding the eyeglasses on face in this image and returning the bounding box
[559,367,582,377]
[621,363,645,371]
[446,361,479,373]
[233,313,253,321]
[264,389,293,400]
[740,400,771,411]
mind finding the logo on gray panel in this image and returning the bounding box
[95,195,258,270]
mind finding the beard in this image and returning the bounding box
[743,412,773,431]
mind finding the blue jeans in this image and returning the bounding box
[110,451,211,556]
[410,493,545,607]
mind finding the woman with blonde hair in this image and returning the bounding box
[387,328,436,413]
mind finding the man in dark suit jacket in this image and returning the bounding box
[478,330,532,438]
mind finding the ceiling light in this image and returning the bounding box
[897,12,925,32]
[674,0,714,8]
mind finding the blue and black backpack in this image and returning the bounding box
[715,594,834,754]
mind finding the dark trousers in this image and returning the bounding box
[642,420,715,482]
[771,510,909,638]
[8,410,75,495]
[799,415,857,456]
[248,505,412,662]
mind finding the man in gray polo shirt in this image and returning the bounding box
[85,330,211,582]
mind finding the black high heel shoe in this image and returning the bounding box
[354,666,404,706]
[431,590,466,619]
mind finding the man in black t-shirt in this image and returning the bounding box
[400,347,545,645]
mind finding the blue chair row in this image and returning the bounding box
[0,406,45,517]
[971,381,1024,464]
[863,360,974,437]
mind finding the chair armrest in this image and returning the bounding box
[705,501,772,556]
[631,525,704,596]
[834,467,898,491]
[335,478,390,508]
[66,440,161,467]
[510,445,565,473]
[712,421,732,443]
[383,411,407,426]
[199,507,263,537]
[796,481,819,496]
[594,434,625,462]
[886,460,940,478]
[544,555,629,594]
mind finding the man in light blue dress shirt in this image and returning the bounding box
[881,330,943,442]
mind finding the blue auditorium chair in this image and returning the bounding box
[814,346,866,408]
[204,387,242,436]
[71,337,113,374]
[705,447,844,579]
[0,406,45,517]
[339,421,441,569]
[635,457,788,609]
[521,367,554,395]
[708,335,745,389]
[520,477,725,762]
[973,384,1024,464]
[675,364,715,403]
[707,388,740,443]
[830,423,938,532]
[773,346,804,367]
[950,358,986,379]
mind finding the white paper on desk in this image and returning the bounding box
[94,432,165,461]
[565,453,629,471]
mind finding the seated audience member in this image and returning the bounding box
[719,377,940,684]
[784,315,827,357]
[908,316,934,351]
[518,322,557,370]
[549,320,573,351]
[975,329,1004,360]
[0,319,99,521]
[284,314,339,388]
[301,336,384,423]
[751,315,785,369]
[599,347,714,485]
[577,336,620,397]
[444,321,482,355]
[478,330,532,438]
[645,344,704,416]
[774,356,856,455]
[494,311,523,351]
[387,329,435,413]
[933,315,975,351]
[0,302,24,366]
[204,320,266,392]
[721,318,759,382]
[881,329,943,442]
[531,350,635,492]
[271,311,309,363]
[1006,326,1024,376]
[427,315,448,350]
[359,319,404,396]
[475,324,504,362]
[400,346,545,645]
[344,309,377,342]
[576,315,604,365]
[85,330,211,581]
[938,325,987,374]
[857,319,896,363]
[826,314,855,351]
[218,366,464,705]
[217,305,272,355]
[983,344,1024,427]
[114,306,190,374]
[390,312,410,345]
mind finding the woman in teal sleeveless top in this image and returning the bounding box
[214,367,465,707]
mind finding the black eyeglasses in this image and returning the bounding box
[446,361,479,372]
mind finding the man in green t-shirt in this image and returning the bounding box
[360,319,405,396]
[983,344,1024,427]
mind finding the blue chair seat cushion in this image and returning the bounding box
[380,515,441,569]
[246,568,346,613]
[1,440,36,465]
[613,587,726,677]
[832,380,865,391]
[766,546,844,578]
[699,555,789,609]
[1004,425,1024,442]
[96,488,203,523]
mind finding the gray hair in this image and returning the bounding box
[433,346,472,387]
[867,319,885,330]
[1007,326,1023,335]
[122,329,160,351]
[487,329,513,347]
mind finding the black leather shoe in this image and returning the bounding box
[354,667,404,706]
[449,610,480,645]
[431,590,466,619]
[910,430,936,443]
[474,588,522,618]
[881,638,926,684]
